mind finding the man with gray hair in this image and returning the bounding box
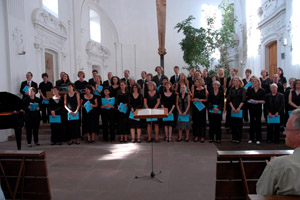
[257,109,300,195]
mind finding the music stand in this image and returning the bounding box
[133,108,168,183]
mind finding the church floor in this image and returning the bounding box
[1,130,290,200]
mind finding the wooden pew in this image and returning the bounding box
[0,150,51,200]
[215,150,293,200]
[248,194,300,200]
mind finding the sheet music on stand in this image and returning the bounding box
[137,109,165,116]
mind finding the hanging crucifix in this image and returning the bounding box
[156,0,167,69]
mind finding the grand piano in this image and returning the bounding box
[0,92,24,150]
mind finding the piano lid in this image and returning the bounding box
[0,92,23,112]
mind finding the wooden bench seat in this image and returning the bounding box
[215,150,294,200]
[0,150,51,200]
[248,194,300,200]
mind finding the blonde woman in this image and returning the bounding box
[247,76,266,144]
[175,73,191,95]
[227,77,246,143]
[260,69,270,94]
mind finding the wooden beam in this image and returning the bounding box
[156,0,167,59]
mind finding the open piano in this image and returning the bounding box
[0,92,24,150]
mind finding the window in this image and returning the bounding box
[42,0,58,18]
[90,10,101,43]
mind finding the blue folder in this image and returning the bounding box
[84,100,93,113]
[162,113,174,121]
[146,118,158,122]
[49,115,61,123]
[178,114,189,122]
[209,105,221,114]
[102,97,115,109]
[60,86,68,91]
[289,110,292,117]
[94,85,103,96]
[247,100,258,104]
[118,103,128,113]
[193,100,205,111]
[231,110,243,118]
[267,115,280,124]
[22,85,29,92]
[156,85,161,91]
[29,103,39,111]
[68,112,79,121]
[129,111,140,121]
[42,99,49,105]
[244,82,252,89]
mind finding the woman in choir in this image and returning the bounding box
[217,68,226,90]
[81,85,98,143]
[242,69,252,122]
[74,71,88,99]
[49,86,64,145]
[289,79,300,111]
[142,73,153,97]
[57,73,70,88]
[176,84,191,142]
[110,76,120,97]
[227,77,246,143]
[94,75,103,134]
[158,77,169,95]
[247,76,266,144]
[128,84,143,143]
[38,73,53,123]
[203,69,212,92]
[23,87,41,147]
[225,68,238,130]
[265,83,284,143]
[101,87,115,142]
[144,81,160,142]
[192,78,208,142]
[116,81,129,142]
[284,78,295,126]
[64,83,81,145]
[187,68,195,89]
[208,81,224,143]
[175,73,190,95]
[260,69,270,94]
[277,67,287,89]
[161,81,176,142]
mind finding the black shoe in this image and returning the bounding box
[209,140,213,143]
[51,142,56,146]
[57,142,63,145]
[176,138,182,142]
[185,139,189,142]
[68,141,73,145]
[35,143,40,146]
[137,139,141,143]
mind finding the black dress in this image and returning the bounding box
[74,80,88,99]
[161,92,176,127]
[192,88,207,138]
[23,96,41,144]
[39,81,53,123]
[145,91,160,124]
[82,96,98,134]
[116,91,129,135]
[260,77,271,94]
[128,93,143,129]
[49,96,65,143]
[66,93,81,140]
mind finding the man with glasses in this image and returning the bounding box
[256,109,300,195]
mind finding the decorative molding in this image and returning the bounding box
[11,26,23,47]
[86,40,111,61]
[32,8,67,39]
[258,2,286,29]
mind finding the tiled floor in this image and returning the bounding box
[0,127,290,200]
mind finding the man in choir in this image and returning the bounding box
[152,66,168,86]
[137,71,147,88]
[38,73,53,123]
[170,66,180,86]
[103,72,113,87]
[20,72,38,99]
[121,69,130,85]
[256,109,300,195]
[55,72,65,86]
[88,69,99,86]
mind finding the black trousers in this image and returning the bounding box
[249,109,262,141]
[231,117,243,141]
[40,104,49,123]
[192,109,206,138]
[267,124,280,143]
[25,112,40,144]
[102,109,115,141]
[117,112,128,135]
[242,102,249,121]
[208,112,222,141]
[225,101,231,128]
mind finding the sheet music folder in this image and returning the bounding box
[134,108,168,119]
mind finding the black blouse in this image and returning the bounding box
[128,93,143,110]
[145,91,160,108]
[38,81,53,97]
[161,92,176,111]
[49,96,64,115]
[228,87,246,109]
[260,77,271,94]
[116,91,129,105]
[208,90,224,110]
[246,88,266,110]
